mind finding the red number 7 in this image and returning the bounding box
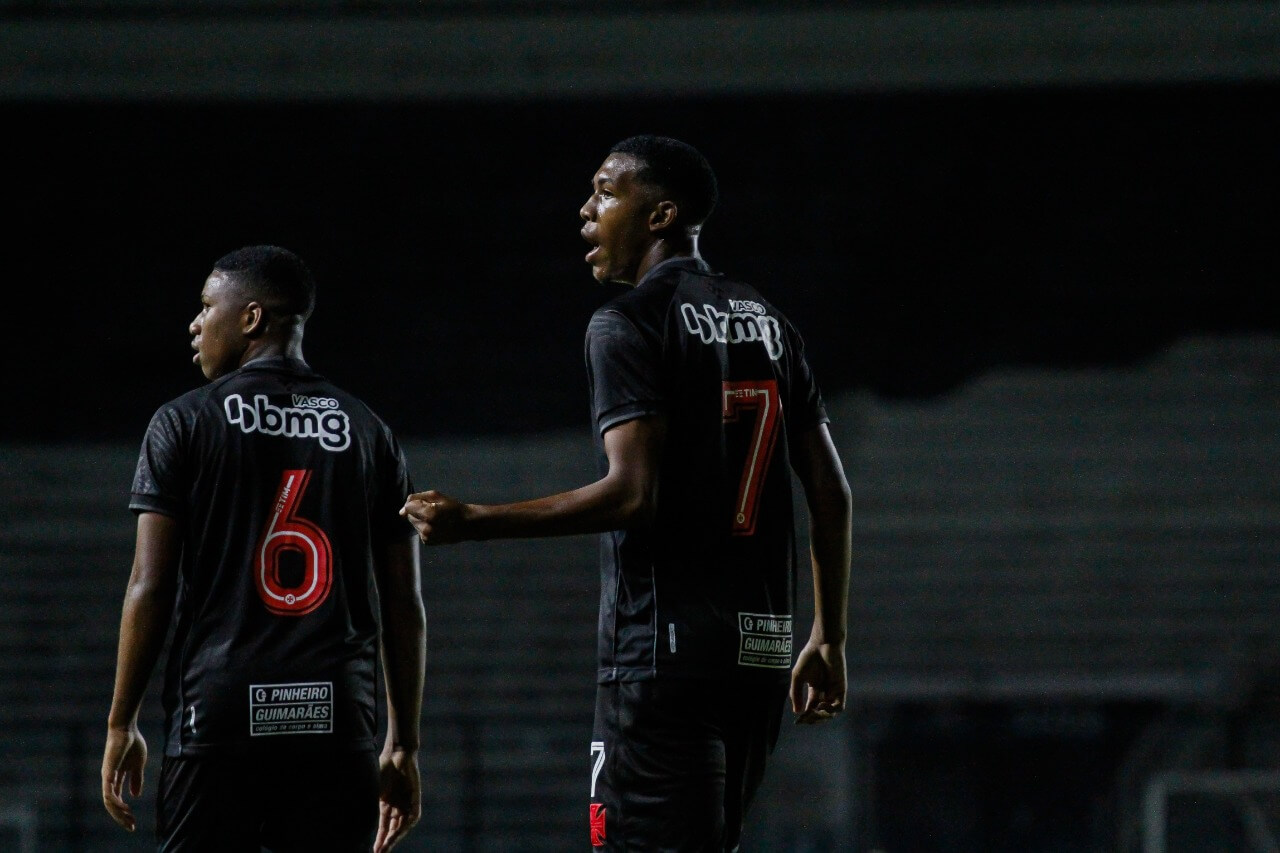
[722,380,781,536]
[255,469,333,616]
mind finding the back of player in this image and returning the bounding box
[589,256,827,684]
[104,245,424,853]
[133,357,411,759]
[397,135,849,853]
[587,256,829,852]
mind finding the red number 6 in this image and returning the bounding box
[255,469,333,616]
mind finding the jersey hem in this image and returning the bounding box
[163,736,377,758]
[597,402,663,436]
[129,495,183,518]
[598,666,790,684]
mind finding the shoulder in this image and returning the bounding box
[317,377,387,424]
[147,383,217,429]
[316,381,406,452]
[591,264,700,331]
[588,302,642,335]
[714,275,803,333]
[703,270,772,310]
[597,281,665,316]
[585,307,650,373]
[587,284,657,341]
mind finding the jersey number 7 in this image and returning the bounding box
[722,380,781,537]
[255,469,334,616]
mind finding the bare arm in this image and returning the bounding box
[374,534,426,853]
[788,423,853,724]
[102,511,181,831]
[400,415,666,544]
[379,534,426,747]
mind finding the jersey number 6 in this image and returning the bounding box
[722,379,781,536]
[255,469,334,615]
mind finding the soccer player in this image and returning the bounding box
[401,135,852,851]
[101,245,425,853]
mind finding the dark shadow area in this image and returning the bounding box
[4,83,1276,442]
[863,701,1166,853]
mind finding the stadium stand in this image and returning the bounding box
[2,333,1278,851]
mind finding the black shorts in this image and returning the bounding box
[589,678,788,852]
[156,749,379,853]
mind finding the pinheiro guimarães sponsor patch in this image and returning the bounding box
[737,613,793,668]
[249,681,334,736]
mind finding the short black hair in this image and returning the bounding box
[610,135,719,229]
[212,245,316,320]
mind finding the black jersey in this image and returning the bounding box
[586,257,828,683]
[129,357,413,757]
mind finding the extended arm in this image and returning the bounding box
[400,415,666,544]
[102,511,181,831]
[788,423,853,724]
[374,534,426,853]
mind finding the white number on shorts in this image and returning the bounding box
[590,741,605,798]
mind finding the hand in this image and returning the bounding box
[101,725,148,832]
[790,639,846,725]
[374,746,421,853]
[400,490,467,545]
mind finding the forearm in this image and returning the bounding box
[381,598,426,751]
[794,424,853,645]
[464,476,650,541]
[107,576,174,728]
[807,491,852,644]
[404,417,665,546]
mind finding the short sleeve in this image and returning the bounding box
[371,425,415,544]
[585,308,665,436]
[129,404,188,519]
[784,322,830,439]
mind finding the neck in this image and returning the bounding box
[241,335,305,368]
[632,233,701,285]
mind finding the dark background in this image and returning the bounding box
[6,81,1276,444]
[4,14,1280,847]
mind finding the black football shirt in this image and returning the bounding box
[129,357,413,756]
[586,257,829,683]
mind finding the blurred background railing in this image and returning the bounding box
[3,1,1279,848]
[4,334,1280,851]
[4,1,1278,101]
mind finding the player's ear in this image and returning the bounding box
[242,301,266,337]
[649,200,678,233]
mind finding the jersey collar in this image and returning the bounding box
[239,355,313,375]
[636,255,715,288]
